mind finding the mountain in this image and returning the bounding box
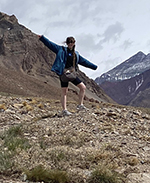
[99,69,150,107]
[95,51,150,108]
[0,12,113,104]
[95,51,150,84]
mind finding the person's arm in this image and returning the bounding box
[39,35,62,54]
[78,55,97,70]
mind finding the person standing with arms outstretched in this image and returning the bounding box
[39,35,97,116]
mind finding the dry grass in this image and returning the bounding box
[37,103,44,109]
[87,164,126,183]
[127,157,139,166]
[25,165,69,183]
[25,104,33,111]
[0,103,7,110]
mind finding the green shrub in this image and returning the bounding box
[87,165,125,183]
[2,125,30,151]
[4,137,30,151]
[26,165,69,183]
[5,125,23,137]
[0,125,31,173]
[0,151,13,172]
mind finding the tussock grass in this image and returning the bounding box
[0,126,30,173]
[0,103,7,110]
[37,103,44,109]
[88,150,112,163]
[62,132,89,148]
[87,164,126,183]
[2,125,30,151]
[22,101,27,106]
[25,104,33,111]
[25,165,69,183]
[49,149,67,164]
[4,137,30,151]
[5,125,23,137]
[127,157,139,166]
[0,151,13,172]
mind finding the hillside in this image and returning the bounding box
[0,95,150,183]
[0,12,113,104]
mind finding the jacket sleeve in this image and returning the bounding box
[39,35,62,54]
[78,55,97,70]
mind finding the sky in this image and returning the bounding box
[1,0,150,79]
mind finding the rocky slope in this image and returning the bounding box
[0,12,113,104]
[0,94,150,183]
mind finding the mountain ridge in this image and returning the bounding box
[95,51,150,84]
[96,50,150,107]
[0,12,113,104]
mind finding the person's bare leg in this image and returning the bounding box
[77,82,86,105]
[61,87,68,110]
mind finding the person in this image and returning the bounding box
[39,35,97,116]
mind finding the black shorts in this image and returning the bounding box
[60,76,82,87]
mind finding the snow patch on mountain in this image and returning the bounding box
[135,76,143,91]
[128,76,143,95]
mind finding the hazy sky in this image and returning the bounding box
[1,0,150,79]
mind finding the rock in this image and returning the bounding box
[143,146,150,151]
[127,173,150,183]
[13,103,24,109]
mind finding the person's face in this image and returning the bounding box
[67,40,75,50]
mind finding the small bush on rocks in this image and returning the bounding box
[127,157,139,166]
[0,151,14,172]
[2,125,30,151]
[0,126,27,173]
[87,165,125,183]
[25,165,69,183]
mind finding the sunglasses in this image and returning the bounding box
[67,40,75,44]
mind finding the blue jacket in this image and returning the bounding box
[39,35,97,75]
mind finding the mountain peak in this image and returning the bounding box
[95,51,150,84]
[0,12,18,24]
[136,51,145,55]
